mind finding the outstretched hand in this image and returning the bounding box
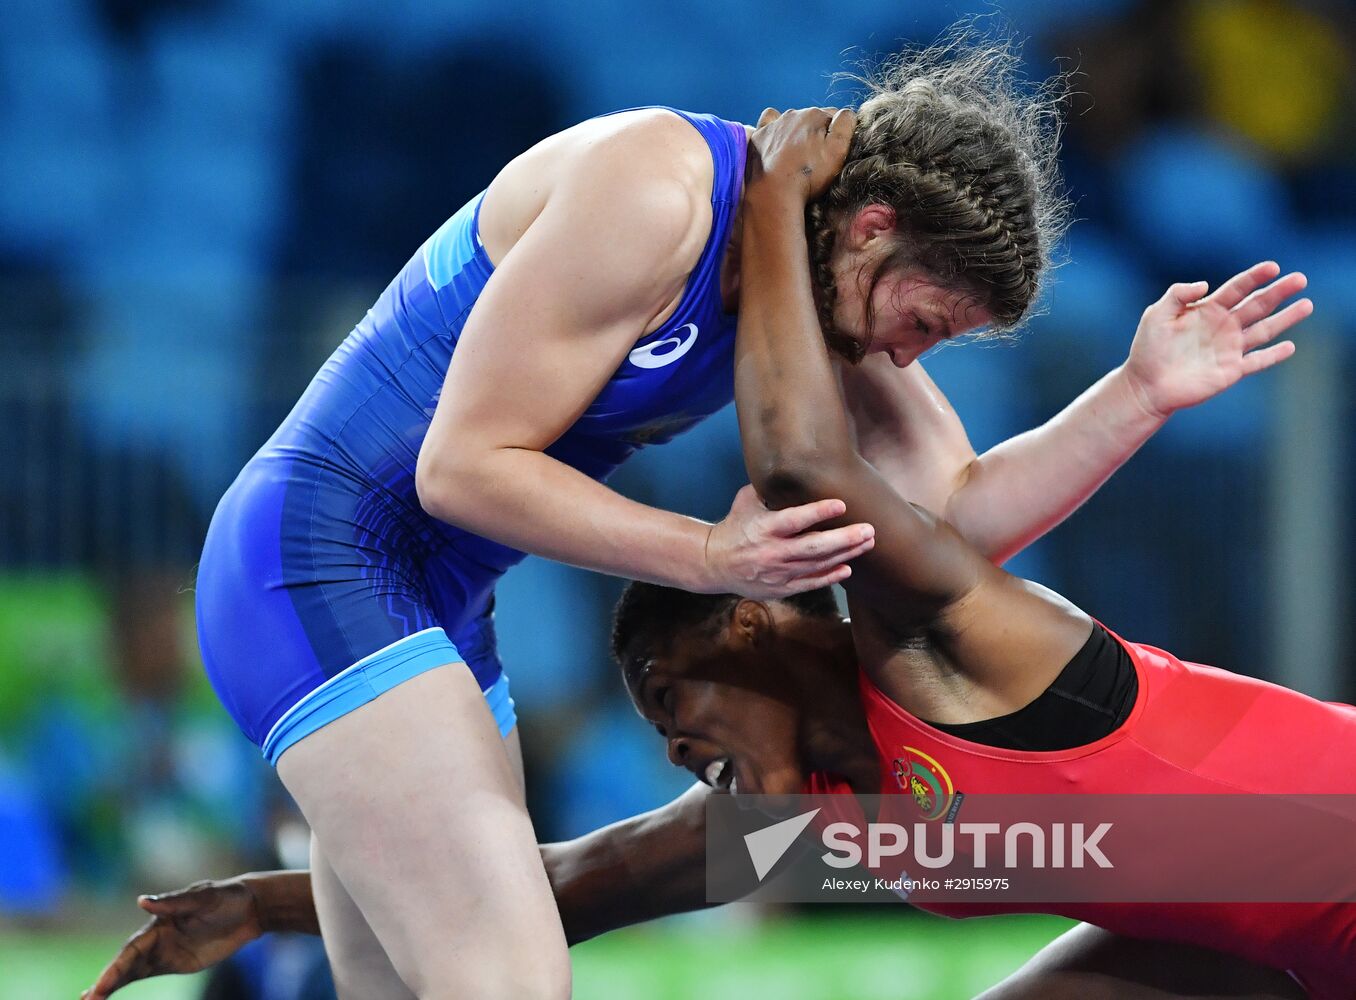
[82,880,263,1000]
[748,106,856,203]
[703,484,873,598]
[1123,261,1311,420]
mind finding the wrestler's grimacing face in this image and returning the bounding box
[627,632,807,798]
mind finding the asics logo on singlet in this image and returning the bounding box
[628,324,699,369]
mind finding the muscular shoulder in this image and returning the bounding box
[567,111,715,268]
[481,110,719,314]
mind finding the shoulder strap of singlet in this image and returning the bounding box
[594,105,746,205]
[582,106,746,335]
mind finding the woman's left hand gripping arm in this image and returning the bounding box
[855,262,1312,565]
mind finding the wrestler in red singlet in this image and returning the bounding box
[808,631,1356,997]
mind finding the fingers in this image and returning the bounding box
[784,532,875,575]
[781,564,853,594]
[762,106,838,125]
[1233,270,1307,329]
[1208,260,1281,309]
[761,533,873,597]
[138,891,200,916]
[755,106,853,140]
[1167,281,1209,307]
[1243,296,1313,349]
[765,497,849,536]
[826,107,856,173]
[1241,340,1296,376]
[828,107,856,144]
[793,106,854,144]
[84,941,142,999]
[783,523,874,560]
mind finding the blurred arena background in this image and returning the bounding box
[1,0,1354,996]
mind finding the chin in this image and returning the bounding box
[737,763,805,798]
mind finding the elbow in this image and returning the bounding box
[749,448,847,511]
[415,443,476,524]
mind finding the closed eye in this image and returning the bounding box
[647,683,678,729]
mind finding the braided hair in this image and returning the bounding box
[810,29,1070,359]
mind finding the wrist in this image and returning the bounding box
[691,520,724,594]
[743,177,810,213]
[1112,363,1173,425]
[642,515,724,594]
[241,871,314,936]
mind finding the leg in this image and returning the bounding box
[278,665,570,1000]
[504,725,526,801]
[975,923,1305,1000]
[310,834,416,1000]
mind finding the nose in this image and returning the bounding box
[890,347,916,368]
[667,736,690,767]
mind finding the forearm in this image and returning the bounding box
[233,786,710,947]
[946,364,1165,563]
[236,787,717,949]
[735,180,981,611]
[240,870,321,936]
[543,784,715,945]
[735,191,858,497]
[420,448,715,592]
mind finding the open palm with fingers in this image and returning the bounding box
[1122,261,1312,420]
[82,880,262,999]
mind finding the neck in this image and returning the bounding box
[785,625,881,793]
[718,122,761,313]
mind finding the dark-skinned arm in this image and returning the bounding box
[85,786,731,998]
[544,781,730,943]
[82,871,313,1000]
[737,110,1093,717]
[735,109,984,625]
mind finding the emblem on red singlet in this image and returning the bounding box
[893,745,962,822]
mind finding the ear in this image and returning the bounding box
[729,598,775,647]
[845,203,897,251]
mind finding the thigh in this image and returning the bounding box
[196,457,499,753]
[975,923,1305,1000]
[309,834,415,1000]
[505,725,525,802]
[277,665,569,1000]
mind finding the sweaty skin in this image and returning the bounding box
[83,792,716,1000]
[416,105,1312,595]
[734,108,1309,727]
[416,109,872,599]
[86,108,1315,1000]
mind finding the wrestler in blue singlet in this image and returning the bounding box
[196,109,746,764]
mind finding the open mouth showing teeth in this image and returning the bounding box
[704,757,734,790]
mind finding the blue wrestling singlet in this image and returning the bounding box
[196,109,747,764]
